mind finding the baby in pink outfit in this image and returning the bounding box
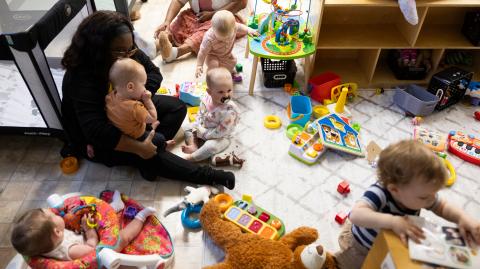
[195,10,258,80]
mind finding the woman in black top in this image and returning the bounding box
[61,11,234,189]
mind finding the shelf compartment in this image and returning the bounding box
[371,49,444,86]
[325,0,480,7]
[416,7,480,48]
[437,49,480,81]
[317,6,421,48]
[312,49,380,85]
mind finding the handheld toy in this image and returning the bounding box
[288,120,327,165]
[413,127,447,152]
[187,106,199,122]
[216,193,286,240]
[316,113,363,156]
[448,131,480,166]
[264,115,282,129]
[178,81,207,106]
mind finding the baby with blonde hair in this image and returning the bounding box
[195,10,258,81]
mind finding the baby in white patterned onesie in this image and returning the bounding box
[182,67,239,161]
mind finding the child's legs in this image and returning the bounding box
[138,131,167,151]
[334,221,369,269]
[115,219,144,252]
[205,55,221,70]
[221,54,237,73]
[190,138,230,161]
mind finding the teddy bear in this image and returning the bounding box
[200,198,337,269]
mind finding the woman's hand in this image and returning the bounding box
[154,22,170,38]
[195,66,203,78]
[138,121,159,159]
[458,215,480,247]
[197,11,214,22]
[390,216,425,245]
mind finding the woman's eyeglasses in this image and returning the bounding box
[112,46,138,58]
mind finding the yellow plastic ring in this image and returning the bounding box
[313,105,330,118]
[60,156,79,174]
[214,193,234,213]
[264,115,282,129]
[444,158,456,187]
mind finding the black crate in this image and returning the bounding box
[387,50,428,80]
[261,58,297,88]
[427,67,473,110]
[462,11,480,46]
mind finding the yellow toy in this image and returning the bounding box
[187,106,199,122]
[264,115,282,129]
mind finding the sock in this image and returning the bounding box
[164,47,178,63]
[212,170,235,190]
[133,31,157,59]
[398,0,418,25]
[135,206,157,222]
[110,190,125,212]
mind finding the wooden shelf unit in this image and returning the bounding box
[308,0,480,88]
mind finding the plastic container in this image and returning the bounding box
[287,95,312,127]
[393,84,439,116]
[261,58,297,88]
[308,72,341,102]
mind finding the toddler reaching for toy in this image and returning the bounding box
[195,10,258,81]
[102,58,174,155]
[334,140,480,269]
[11,191,156,261]
[182,67,242,169]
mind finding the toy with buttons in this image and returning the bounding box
[215,193,285,240]
[178,81,208,106]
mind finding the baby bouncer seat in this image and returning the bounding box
[8,191,174,269]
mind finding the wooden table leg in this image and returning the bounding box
[249,55,259,96]
[244,39,250,59]
[304,55,311,88]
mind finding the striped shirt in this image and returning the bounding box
[351,182,438,249]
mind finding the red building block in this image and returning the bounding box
[337,180,350,195]
[259,212,270,222]
[475,111,480,121]
[335,212,348,225]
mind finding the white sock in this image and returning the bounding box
[164,47,178,63]
[398,0,418,25]
[133,31,157,59]
[135,206,157,222]
[110,190,125,212]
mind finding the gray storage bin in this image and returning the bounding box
[393,84,440,116]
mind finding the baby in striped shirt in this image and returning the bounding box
[335,140,480,269]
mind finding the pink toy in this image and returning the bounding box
[337,180,350,195]
[411,116,423,126]
[335,212,348,225]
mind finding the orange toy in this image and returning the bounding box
[200,199,337,269]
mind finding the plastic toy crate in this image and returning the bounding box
[387,50,428,80]
[261,58,297,88]
[462,11,480,46]
[393,84,439,116]
[427,67,473,110]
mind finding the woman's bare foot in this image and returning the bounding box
[157,32,177,62]
[181,144,198,154]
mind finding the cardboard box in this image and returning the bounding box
[361,230,424,269]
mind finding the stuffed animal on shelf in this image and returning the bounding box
[200,199,337,269]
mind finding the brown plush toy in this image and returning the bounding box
[200,199,338,269]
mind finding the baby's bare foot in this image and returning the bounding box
[181,144,198,154]
[165,140,176,151]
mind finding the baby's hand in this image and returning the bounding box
[195,66,203,78]
[81,213,95,232]
[141,90,152,101]
[458,215,480,247]
[391,215,425,245]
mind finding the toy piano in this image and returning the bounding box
[448,131,480,166]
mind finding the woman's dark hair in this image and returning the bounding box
[62,11,134,76]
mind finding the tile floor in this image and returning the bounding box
[1,0,480,268]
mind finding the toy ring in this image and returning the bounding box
[214,193,234,213]
[264,115,282,129]
[312,105,330,119]
[286,124,303,140]
[60,156,79,174]
[444,158,456,187]
[86,211,101,229]
[181,204,203,229]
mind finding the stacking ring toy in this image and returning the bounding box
[313,105,330,118]
[264,115,282,129]
[444,158,456,187]
[214,193,234,212]
[286,124,303,140]
[60,156,79,174]
[181,204,203,229]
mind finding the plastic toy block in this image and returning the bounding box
[235,63,243,73]
[270,219,281,230]
[352,122,361,132]
[335,212,348,225]
[124,206,138,219]
[306,148,318,158]
[248,206,257,215]
[475,111,480,121]
[337,180,350,195]
[259,212,270,222]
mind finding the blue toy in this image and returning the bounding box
[181,204,203,229]
[124,206,138,219]
[467,81,480,106]
[179,81,207,106]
